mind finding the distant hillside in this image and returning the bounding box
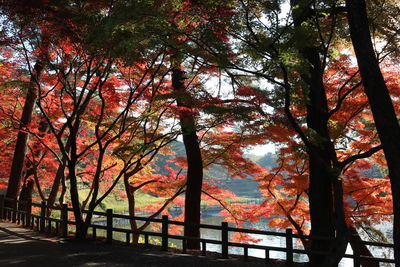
[154,141,278,198]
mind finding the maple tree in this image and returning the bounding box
[1,1,177,238]
[249,57,391,261]
[219,1,344,263]
[0,0,256,242]
[144,0,238,248]
[0,1,399,265]
[1,5,51,206]
[218,0,398,265]
[346,0,400,264]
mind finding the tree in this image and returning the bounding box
[0,2,398,264]
[0,0,79,205]
[4,34,49,206]
[35,46,178,239]
[170,63,204,249]
[222,1,396,264]
[154,0,235,248]
[222,1,346,263]
[346,0,400,264]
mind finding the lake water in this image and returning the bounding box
[199,216,354,266]
[92,213,394,266]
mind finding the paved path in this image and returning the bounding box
[0,221,291,267]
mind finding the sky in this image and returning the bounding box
[244,143,276,155]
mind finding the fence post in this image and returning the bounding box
[40,201,46,232]
[221,222,228,259]
[162,215,168,251]
[61,204,68,238]
[201,241,206,256]
[352,236,361,267]
[182,239,187,254]
[244,246,248,261]
[92,226,97,240]
[47,219,52,234]
[12,199,17,223]
[17,206,21,225]
[106,209,113,244]
[25,199,32,227]
[286,228,293,265]
[0,195,4,220]
[265,249,270,263]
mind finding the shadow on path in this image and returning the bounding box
[0,225,53,242]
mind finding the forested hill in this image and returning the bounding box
[154,141,384,198]
[155,141,278,198]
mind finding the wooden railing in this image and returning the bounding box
[0,195,395,266]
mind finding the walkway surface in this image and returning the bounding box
[0,221,291,267]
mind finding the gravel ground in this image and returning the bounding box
[0,221,295,267]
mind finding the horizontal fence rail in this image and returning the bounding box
[0,195,395,266]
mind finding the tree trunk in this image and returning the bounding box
[290,1,348,265]
[64,93,94,239]
[21,118,49,203]
[346,0,400,265]
[124,175,139,244]
[23,118,49,193]
[302,47,340,266]
[172,67,203,250]
[58,172,67,206]
[6,36,49,206]
[69,164,87,240]
[68,129,86,240]
[18,179,34,220]
[46,160,67,216]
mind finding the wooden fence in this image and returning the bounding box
[0,195,395,266]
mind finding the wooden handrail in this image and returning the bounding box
[0,195,395,265]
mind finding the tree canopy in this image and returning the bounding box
[0,0,399,265]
